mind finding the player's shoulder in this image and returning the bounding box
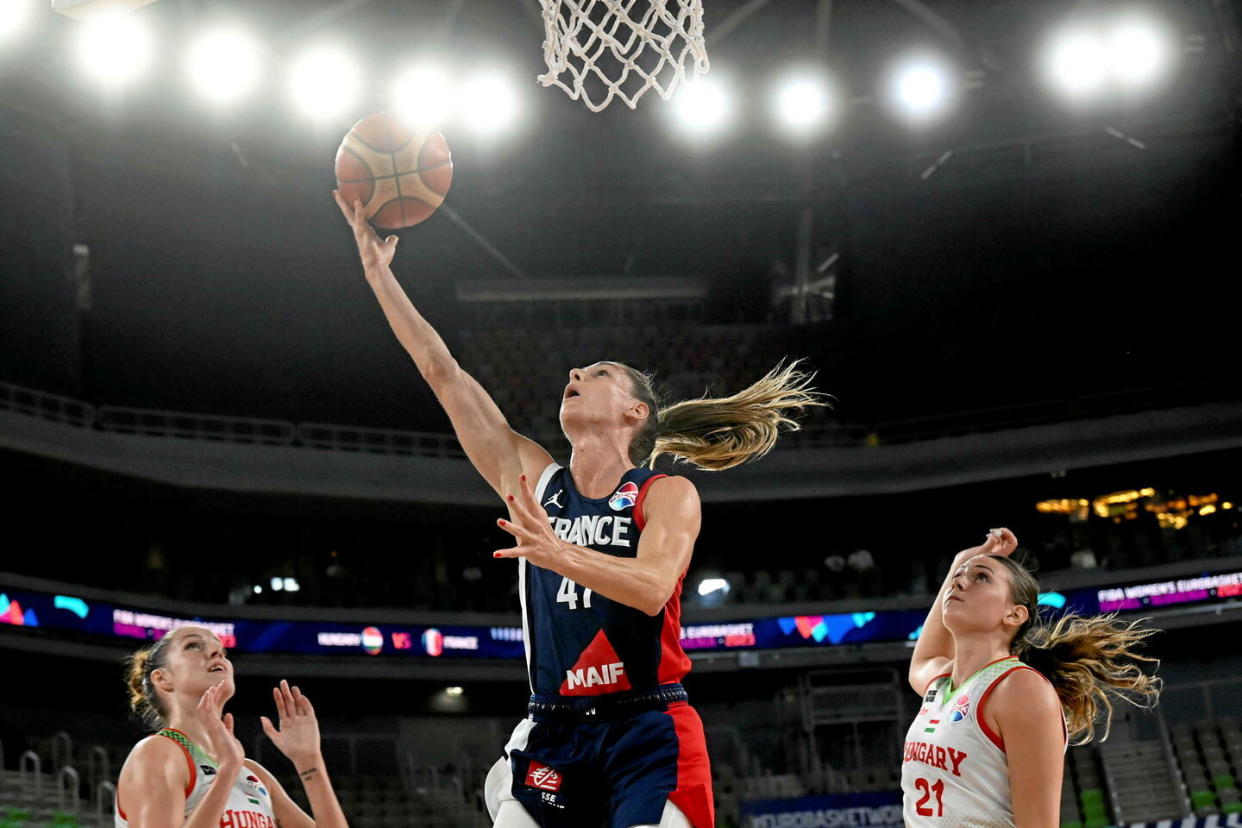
[987,664,1060,715]
[646,473,698,500]
[120,733,189,781]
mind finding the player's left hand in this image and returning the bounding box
[260,680,322,770]
[494,474,567,570]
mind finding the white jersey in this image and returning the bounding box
[902,656,1061,828]
[116,729,277,828]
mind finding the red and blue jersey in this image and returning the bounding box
[524,463,692,697]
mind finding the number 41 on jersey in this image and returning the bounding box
[556,577,593,610]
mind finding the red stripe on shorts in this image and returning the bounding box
[664,701,715,828]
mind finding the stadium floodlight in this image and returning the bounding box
[75,11,154,88]
[289,45,361,121]
[773,71,835,137]
[392,63,454,128]
[697,578,730,598]
[1043,27,1108,102]
[187,28,262,105]
[0,0,34,40]
[459,71,520,135]
[445,686,464,696]
[1106,15,1174,90]
[887,54,956,125]
[1043,13,1175,103]
[270,577,284,592]
[669,76,733,139]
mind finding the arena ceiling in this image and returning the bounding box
[0,0,1238,430]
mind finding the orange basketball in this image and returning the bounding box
[334,112,453,230]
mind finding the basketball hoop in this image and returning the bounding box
[538,0,710,113]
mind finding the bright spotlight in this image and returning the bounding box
[187,28,262,105]
[289,45,361,121]
[445,686,464,697]
[670,76,733,139]
[1043,15,1175,103]
[392,64,453,128]
[697,578,730,598]
[75,12,154,88]
[0,0,34,40]
[1044,29,1107,101]
[1106,16,1173,89]
[888,55,955,125]
[460,71,520,135]
[773,72,834,137]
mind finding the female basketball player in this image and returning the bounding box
[905,529,1161,827]
[334,191,824,828]
[115,625,350,828]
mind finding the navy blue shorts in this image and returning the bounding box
[504,685,714,828]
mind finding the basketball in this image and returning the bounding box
[334,112,453,230]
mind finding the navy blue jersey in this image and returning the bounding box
[523,463,692,697]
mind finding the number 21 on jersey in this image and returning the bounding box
[556,576,593,610]
[915,778,945,817]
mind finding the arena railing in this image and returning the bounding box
[95,781,116,827]
[2,377,1238,459]
[0,382,94,427]
[97,406,295,446]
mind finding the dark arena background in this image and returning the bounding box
[2,0,1242,826]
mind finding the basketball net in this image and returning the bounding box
[538,0,710,112]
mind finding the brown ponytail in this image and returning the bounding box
[124,637,174,731]
[619,360,830,471]
[990,556,1162,744]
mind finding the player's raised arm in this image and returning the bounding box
[333,190,552,497]
[908,528,1018,695]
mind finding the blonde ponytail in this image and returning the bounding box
[990,556,1162,744]
[620,360,830,471]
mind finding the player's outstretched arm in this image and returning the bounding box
[908,528,1018,695]
[333,190,552,497]
[495,475,700,616]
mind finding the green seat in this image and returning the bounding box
[1213,774,1236,790]
[1079,788,1105,807]
[1084,816,1110,828]
[1191,789,1218,809]
[1223,802,1242,815]
[1062,821,1084,828]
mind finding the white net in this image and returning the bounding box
[538,0,710,112]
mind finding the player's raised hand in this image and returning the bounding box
[494,474,567,570]
[195,682,245,770]
[260,679,322,770]
[956,527,1018,564]
[332,189,399,273]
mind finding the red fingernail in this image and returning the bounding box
[498,519,506,525]
[493,552,501,558]
[507,495,515,502]
[521,475,527,482]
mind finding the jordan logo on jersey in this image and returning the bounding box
[560,629,633,695]
[544,490,564,509]
[525,761,563,792]
[609,481,639,511]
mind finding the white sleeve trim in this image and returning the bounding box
[533,462,562,503]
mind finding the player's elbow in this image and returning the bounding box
[638,580,676,616]
[418,352,459,388]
